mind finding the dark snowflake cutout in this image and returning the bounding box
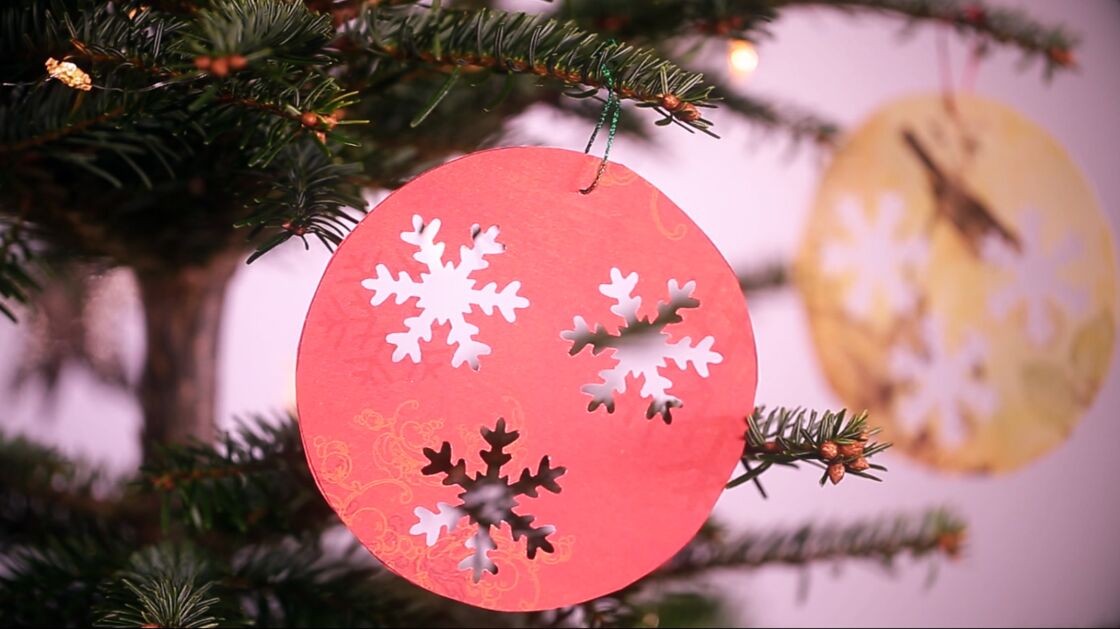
[409,418,566,582]
[562,268,722,423]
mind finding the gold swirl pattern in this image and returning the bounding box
[312,398,571,610]
[651,190,687,240]
[595,164,640,189]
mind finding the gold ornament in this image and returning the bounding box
[796,94,1118,473]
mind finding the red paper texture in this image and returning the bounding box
[297,147,757,611]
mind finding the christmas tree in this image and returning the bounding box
[0,1,1075,626]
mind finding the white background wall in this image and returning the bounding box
[3,1,1119,626]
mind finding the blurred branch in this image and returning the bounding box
[556,0,1076,72]
[0,216,38,322]
[777,0,1078,74]
[225,537,459,627]
[0,428,145,549]
[1,411,956,628]
[657,507,966,577]
[141,414,335,537]
[554,0,1074,145]
[0,533,132,626]
[738,261,791,297]
[709,84,840,147]
[553,0,780,43]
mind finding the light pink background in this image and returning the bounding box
[3,1,1118,625]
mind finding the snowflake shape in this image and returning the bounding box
[890,316,998,447]
[409,418,565,582]
[561,268,722,424]
[821,192,929,319]
[361,215,529,370]
[982,209,1088,346]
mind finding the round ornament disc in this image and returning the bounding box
[297,147,757,610]
[796,94,1118,473]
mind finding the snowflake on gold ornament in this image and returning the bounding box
[409,418,565,582]
[889,316,998,446]
[982,209,1088,346]
[821,193,929,319]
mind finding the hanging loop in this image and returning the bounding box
[580,40,622,195]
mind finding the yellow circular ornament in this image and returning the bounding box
[795,93,1118,473]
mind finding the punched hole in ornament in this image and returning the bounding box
[561,268,722,424]
[360,214,529,371]
[408,418,566,583]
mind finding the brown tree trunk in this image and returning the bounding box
[135,251,241,462]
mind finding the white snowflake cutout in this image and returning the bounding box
[459,529,498,582]
[982,209,1088,346]
[821,192,929,319]
[562,268,723,423]
[890,316,998,446]
[410,502,464,546]
[360,215,529,370]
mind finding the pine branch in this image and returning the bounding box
[0,0,1077,271]
[227,536,456,628]
[349,6,719,133]
[0,2,187,168]
[189,0,334,59]
[657,507,966,578]
[2,412,945,628]
[330,69,553,188]
[729,406,890,496]
[0,2,192,175]
[1,1,174,75]
[140,413,335,537]
[0,533,131,627]
[236,142,366,263]
[776,0,1078,74]
[0,105,127,154]
[95,544,231,629]
[0,426,141,547]
[0,79,189,191]
[0,216,39,322]
[4,2,353,171]
[172,63,357,167]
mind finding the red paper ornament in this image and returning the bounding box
[297,147,757,610]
